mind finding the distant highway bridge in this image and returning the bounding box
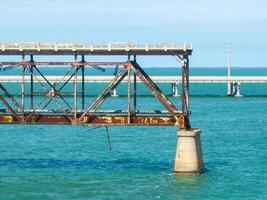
[0,75,266,97]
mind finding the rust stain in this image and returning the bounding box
[2,116,13,123]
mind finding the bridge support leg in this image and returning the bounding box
[234,82,242,97]
[228,82,235,96]
[111,88,118,97]
[172,82,180,97]
[174,128,204,174]
[227,81,232,96]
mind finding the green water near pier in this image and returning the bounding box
[0,67,266,199]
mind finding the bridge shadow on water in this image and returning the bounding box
[0,158,173,171]
[0,158,229,175]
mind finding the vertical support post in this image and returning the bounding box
[172,82,180,97]
[81,55,85,110]
[181,55,190,129]
[111,88,118,97]
[133,55,137,114]
[230,82,233,95]
[232,82,236,95]
[185,55,190,114]
[21,54,25,121]
[73,54,78,123]
[227,79,231,95]
[181,58,185,121]
[133,73,137,114]
[235,82,242,97]
[30,55,34,110]
[127,68,131,124]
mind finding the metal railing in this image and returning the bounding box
[0,42,192,51]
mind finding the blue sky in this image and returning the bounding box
[0,0,267,67]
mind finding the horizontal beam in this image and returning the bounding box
[1,75,267,83]
[0,114,177,126]
[0,62,128,66]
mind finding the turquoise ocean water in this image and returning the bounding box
[0,67,266,199]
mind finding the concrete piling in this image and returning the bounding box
[234,82,242,97]
[172,82,180,97]
[228,82,242,97]
[111,88,118,97]
[174,128,204,174]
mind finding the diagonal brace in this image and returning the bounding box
[0,83,22,110]
[78,66,128,122]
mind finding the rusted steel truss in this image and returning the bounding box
[0,55,191,129]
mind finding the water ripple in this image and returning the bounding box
[0,158,172,171]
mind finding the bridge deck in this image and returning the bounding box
[0,42,192,55]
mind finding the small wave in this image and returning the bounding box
[0,158,173,171]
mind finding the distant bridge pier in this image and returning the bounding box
[172,82,180,97]
[234,82,242,97]
[111,88,118,97]
[228,82,242,97]
[231,82,235,95]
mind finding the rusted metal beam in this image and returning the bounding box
[0,53,191,128]
[78,66,128,122]
[74,55,78,123]
[127,68,131,124]
[0,96,19,120]
[0,114,176,126]
[179,55,191,129]
[130,61,179,113]
[0,83,22,110]
[30,55,34,110]
[81,55,85,110]
[21,57,25,121]
[185,55,190,114]
[128,62,180,125]
[181,57,185,117]
[184,55,191,129]
[33,65,72,110]
[27,69,73,123]
[92,68,128,111]
[134,72,137,114]
[0,62,127,66]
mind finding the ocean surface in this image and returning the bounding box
[0,67,266,199]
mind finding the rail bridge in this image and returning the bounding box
[0,42,204,174]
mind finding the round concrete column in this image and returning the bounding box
[111,88,118,97]
[235,82,242,97]
[174,128,204,174]
[172,82,180,97]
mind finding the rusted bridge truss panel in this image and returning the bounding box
[0,43,192,129]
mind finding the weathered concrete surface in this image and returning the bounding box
[174,128,204,174]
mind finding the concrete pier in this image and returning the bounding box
[174,129,204,174]
[111,88,118,97]
[228,82,242,97]
[172,82,180,97]
[234,82,242,97]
